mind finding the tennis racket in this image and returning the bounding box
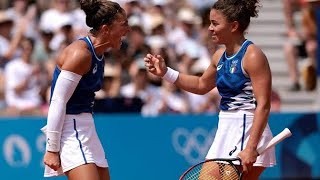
[179,128,292,180]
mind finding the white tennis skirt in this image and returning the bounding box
[206,110,276,167]
[43,113,108,177]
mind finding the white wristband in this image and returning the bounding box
[46,130,61,152]
[163,67,179,83]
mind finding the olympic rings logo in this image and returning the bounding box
[172,127,217,164]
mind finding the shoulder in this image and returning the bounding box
[58,40,92,75]
[243,44,270,74]
[65,40,91,59]
[211,46,225,65]
[245,44,267,62]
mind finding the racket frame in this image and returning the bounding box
[179,128,292,180]
[179,158,243,180]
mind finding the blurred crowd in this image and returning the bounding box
[0,0,223,117]
[283,0,318,91]
[2,0,315,117]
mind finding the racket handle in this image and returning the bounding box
[257,128,292,155]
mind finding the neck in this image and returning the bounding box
[89,35,111,56]
[225,36,246,56]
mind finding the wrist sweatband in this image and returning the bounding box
[163,67,179,83]
[46,131,61,152]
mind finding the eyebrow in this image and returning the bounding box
[210,19,219,23]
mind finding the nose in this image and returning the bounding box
[208,24,214,31]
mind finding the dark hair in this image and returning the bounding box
[21,36,35,49]
[212,0,261,32]
[79,0,123,33]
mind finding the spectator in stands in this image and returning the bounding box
[0,11,14,107]
[270,88,281,112]
[301,1,318,91]
[0,11,15,67]
[120,57,162,116]
[185,68,221,114]
[282,0,317,91]
[6,0,38,39]
[39,0,74,34]
[4,37,43,116]
[39,0,76,52]
[0,10,24,111]
[159,79,190,114]
[95,62,122,99]
[125,25,151,62]
[32,28,54,64]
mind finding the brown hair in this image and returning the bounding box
[79,0,123,34]
[212,0,261,32]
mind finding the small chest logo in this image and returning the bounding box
[217,64,223,71]
[229,60,238,74]
[93,63,98,74]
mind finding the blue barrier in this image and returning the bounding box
[0,113,319,179]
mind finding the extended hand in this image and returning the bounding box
[144,54,167,77]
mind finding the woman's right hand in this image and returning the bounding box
[43,151,61,171]
[144,54,167,77]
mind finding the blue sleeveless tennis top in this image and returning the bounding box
[50,36,105,114]
[216,40,256,111]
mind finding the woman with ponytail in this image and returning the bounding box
[144,0,275,179]
[42,1,129,179]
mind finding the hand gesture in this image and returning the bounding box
[237,148,258,173]
[144,54,167,77]
[43,151,61,171]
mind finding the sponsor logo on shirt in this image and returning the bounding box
[230,60,238,74]
[93,63,98,74]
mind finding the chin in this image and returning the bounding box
[212,39,220,44]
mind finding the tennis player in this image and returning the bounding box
[42,1,129,179]
[144,0,275,179]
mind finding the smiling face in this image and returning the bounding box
[208,9,235,45]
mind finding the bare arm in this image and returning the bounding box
[283,0,297,37]
[245,46,271,151]
[43,42,91,170]
[238,45,272,172]
[144,48,224,95]
[174,58,217,95]
[301,7,317,40]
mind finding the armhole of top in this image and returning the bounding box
[241,42,253,78]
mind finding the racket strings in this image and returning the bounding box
[181,161,239,180]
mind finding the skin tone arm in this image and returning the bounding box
[237,45,272,173]
[43,41,92,171]
[283,0,298,37]
[144,48,225,95]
